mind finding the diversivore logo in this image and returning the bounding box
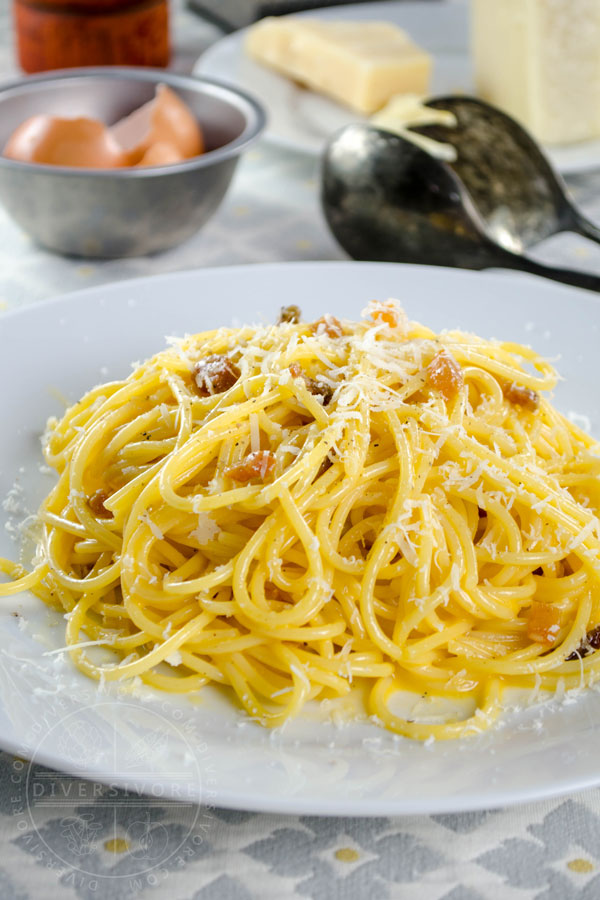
[9,697,217,894]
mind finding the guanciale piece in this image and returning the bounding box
[194,355,240,396]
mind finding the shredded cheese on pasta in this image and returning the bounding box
[3,299,600,741]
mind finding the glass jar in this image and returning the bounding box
[13,0,170,73]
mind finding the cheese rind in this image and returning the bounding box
[245,17,432,115]
[472,0,600,145]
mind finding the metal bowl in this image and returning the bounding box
[0,68,266,258]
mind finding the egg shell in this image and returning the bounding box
[136,141,184,167]
[3,115,127,168]
[110,84,204,162]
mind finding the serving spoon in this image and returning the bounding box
[321,100,600,293]
[412,96,600,252]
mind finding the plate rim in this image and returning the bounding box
[0,257,585,327]
[2,725,600,817]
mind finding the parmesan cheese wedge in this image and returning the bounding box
[245,17,432,115]
[472,0,600,145]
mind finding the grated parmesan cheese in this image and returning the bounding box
[191,511,220,545]
[165,651,182,667]
[139,512,164,541]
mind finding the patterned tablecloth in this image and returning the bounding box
[3,3,600,899]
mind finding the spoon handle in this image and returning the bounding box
[504,254,600,294]
[569,210,600,247]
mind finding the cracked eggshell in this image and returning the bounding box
[110,84,204,163]
[3,114,127,168]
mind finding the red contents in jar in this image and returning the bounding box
[13,0,170,73]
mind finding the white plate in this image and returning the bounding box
[194,0,600,174]
[3,261,600,816]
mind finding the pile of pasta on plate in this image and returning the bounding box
[3,299,600,742]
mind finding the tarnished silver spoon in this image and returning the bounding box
[411,96,600,254]
[321,103,600,293]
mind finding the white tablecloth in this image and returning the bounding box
[2,3,600,899]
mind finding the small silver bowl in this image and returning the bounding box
[0,67,266,258]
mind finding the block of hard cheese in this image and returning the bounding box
[245,17,432,115]
[472,0,600,145]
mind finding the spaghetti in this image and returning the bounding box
[3,299,600,741]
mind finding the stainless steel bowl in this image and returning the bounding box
[0,68,266,258]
